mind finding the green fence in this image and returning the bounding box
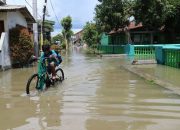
[97,45,125,54]
[164,49,180,68]
[134,45,156,60]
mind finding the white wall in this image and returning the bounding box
[7,11,27,29]
[0,11,28,69]
[0,33,11,70]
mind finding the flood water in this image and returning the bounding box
[1,47,180,130]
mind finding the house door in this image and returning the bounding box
[0,21,5,37]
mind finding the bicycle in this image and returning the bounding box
[26,56,64,95]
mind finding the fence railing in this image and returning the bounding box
[97,45,125,54]
[96,43,180,69]
[134,45,156,60]
[164,49,180,68]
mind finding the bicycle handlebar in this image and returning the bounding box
[28,55,58,64]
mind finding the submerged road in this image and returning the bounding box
[0,47,180,130]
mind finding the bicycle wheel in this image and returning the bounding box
[55,68,64,81]
[26,73,39,95]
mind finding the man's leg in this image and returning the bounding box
[50,62,56,79]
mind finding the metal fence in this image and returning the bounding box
[97,45,125,54]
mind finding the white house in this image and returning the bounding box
[0,0,35,70]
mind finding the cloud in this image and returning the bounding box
[6,0,99,35]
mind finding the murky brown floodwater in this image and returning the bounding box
[1,47,180,130]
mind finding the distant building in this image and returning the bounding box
[73,29,83,45]
[0,1,35,70]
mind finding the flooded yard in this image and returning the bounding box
[0,48,180,130]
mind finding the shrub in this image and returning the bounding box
[9,26,33,67]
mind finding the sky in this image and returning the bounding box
[6,0,99,36]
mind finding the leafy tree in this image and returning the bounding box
[95,0,134,32]
[82,22,99,47]
[164,0,180,33]
[61,16,73,49]
[133,0,180,41]
[38,20,55,43]
[52,33,63,44]
[133,0,170,30]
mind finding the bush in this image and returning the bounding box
[61,41,66,50]
[9,26,33,67]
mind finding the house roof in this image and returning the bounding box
[109,22,143,34]
[0,5,35,23]
[74,29,83,36]
[128,22,142,30]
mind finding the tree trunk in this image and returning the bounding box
[65,34,68,50]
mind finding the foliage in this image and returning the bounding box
[61,16,73,49]
[9,26,33,67]
[61,16,72,31]
[164,0,180,33]
[133,0,170,30]
[61,41,66,50]
[44,20,55,32]
[43,39,50,45]
[133,0,180,41]
[38,20,55,42]
[52,33,64,44]
[95,0,134,32]
[62,29,73,42]
[82,22,99,47]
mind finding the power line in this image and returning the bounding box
[49,0,61,29]
[24,0,42,19]
[24,0,32,8]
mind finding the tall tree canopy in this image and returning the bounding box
[95,0,134,32]
[133,0,170,30]
[61,16,73,49]
[164,0,180,33]
[82,22,99,47]
[133,0,180,41]
[52,33,63,44]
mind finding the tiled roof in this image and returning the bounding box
[128,22,142,30]
[109,22,143,34]
[0,5,35,23]
[0,5,25,10]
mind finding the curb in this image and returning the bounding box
[122,65,180,95]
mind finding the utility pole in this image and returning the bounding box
[33,0,39,57]
[42,0,47,45]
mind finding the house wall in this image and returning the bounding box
[7,11,27,29]
[0,11,28,69]
[0,12,8,32]
[100,33,109,45]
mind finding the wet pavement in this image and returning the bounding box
[0,47,180,130]
[124,62,180,95]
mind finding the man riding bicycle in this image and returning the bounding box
[41,44,62,80]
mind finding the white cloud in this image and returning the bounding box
[6,0,99,36]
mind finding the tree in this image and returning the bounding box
[133,0,170,30]
[133,0,180,41]
[82,22,99,47]
[52,33,63,44]
[95,0,134,32]
[164,0,180,34]
[61,16,73,50]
